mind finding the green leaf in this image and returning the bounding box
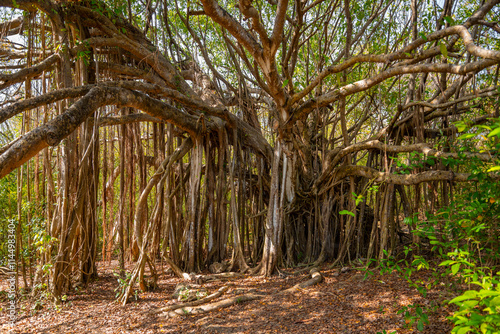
[487,166,500,172]
[450,290,478,304]
[490,296,500,306]
[443,15,455,25]
[462,300,479,308]
[458,133,476,140]
[454,121,467,133]
[457,326,471,334]
[339,210,355,217]
[440,260,456,266]
[440,42,448,58]
[282,79,289,88]
[487,127,500,138]
[477,290,500,298]
[476,125,491,131]
[419,32,428,41]
[417,319,424,331]
[416,307,423,316]
[451,263,460,275]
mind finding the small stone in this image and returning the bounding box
[332,271,340,277]
[341,267,351,273]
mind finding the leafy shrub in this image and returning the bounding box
[447,275,500,334]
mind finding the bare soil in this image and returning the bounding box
[0,261,454,333]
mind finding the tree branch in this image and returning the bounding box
[294,59,498,121]
[334,165,500,186]
[200,0,264,59]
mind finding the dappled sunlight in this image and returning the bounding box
[1,0,499,332]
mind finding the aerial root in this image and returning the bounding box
[152,286,230,315]
[166,293,263,317]
[157,269,323,317]
[181,271,245,284]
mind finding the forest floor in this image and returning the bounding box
[1,260,455,334]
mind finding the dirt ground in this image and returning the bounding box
[1,261,454,333]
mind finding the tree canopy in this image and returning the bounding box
[0,0,499,304]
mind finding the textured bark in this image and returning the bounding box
[167,293,263,317]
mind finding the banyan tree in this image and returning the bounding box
[1,0,499,302]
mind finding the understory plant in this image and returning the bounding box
[447,271,500,334]
[411,133,500,332]
[426,119,499,333]
[372,118,500,333]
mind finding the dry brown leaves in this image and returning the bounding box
[0,261,453,333]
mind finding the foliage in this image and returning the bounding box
[416,118,500,266]
[367,117,500,332]
[410,122,500,333]
[113,271,132,299]
[397,304,430,332]
[1,0,500,316]
[447,271,500,334]
[0,175,18,266]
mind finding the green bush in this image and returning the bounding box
[447,273,500,334]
